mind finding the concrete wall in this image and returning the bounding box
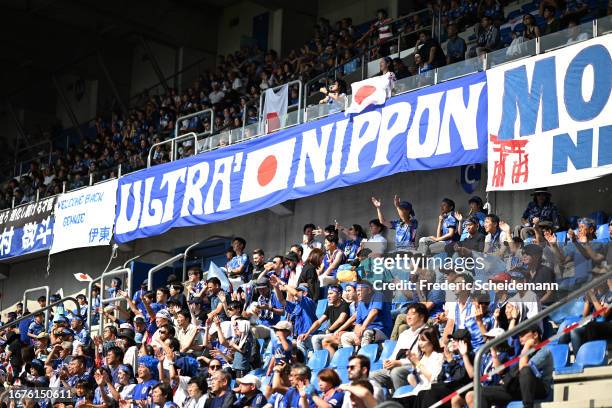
[129,41,177,99]
[318,0,396,26]
[216,1,272,55]
[55,74,99,126]
[1,164,610,309]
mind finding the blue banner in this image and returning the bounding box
[115,72,488,243]
[0,197,55,260]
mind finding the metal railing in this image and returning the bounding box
[147,131,197,167]
[258,80,303,134]
[472,266,612,407]
[86,276,102,330]
[98,267,132,335]
[174,108,215,139]
[0,296,78,332]
[181,235,233,281]
[22,286,50,328]
[147,253,184,291]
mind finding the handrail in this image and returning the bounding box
[0,296,79,332]
[86,276,102,330]
[147,254,185,291]
[121,249,174,269]
[174,108,215,139]
[98,267,132,335]
[147,131,197,167]
[472,266,612,408]
[181,235,234,281]
[23,286,50,329]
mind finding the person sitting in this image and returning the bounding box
[371,195,418,251]
[418,198,459,255]
[517,188,560,239]
[319,79,347,111]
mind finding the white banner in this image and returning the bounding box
[486,36,612,191]
[50,179,118,254]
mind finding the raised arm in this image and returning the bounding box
[371,197,392,228]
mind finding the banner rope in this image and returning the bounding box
[427,305,610,408]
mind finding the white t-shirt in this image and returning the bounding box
[509,290,540,321]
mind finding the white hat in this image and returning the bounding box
[484,327,505,338]
[271,320,292,332]
[236,374,261,388]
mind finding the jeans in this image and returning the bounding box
[370,365,412,391]
[480,366,549,408]
[341,329,387,347]
[417,237,448,255]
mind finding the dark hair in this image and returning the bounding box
[37,296,46,303]
[227,300,242,310]
[407,302,429,322]
[177,309,191,321]
[543,4,556,13]
[188,376,207,393]
[334,79,347,95]
[419,327,443,353]
[382,56,395,72]
[187,266,202,276]
[306,248,324,268]
[350,355,371,373]
[233,237,247,248]
[324,224,337,235]
[143,291,156,300]
[325,235,339,245]
[153,382,174,402]
[72,355,86,367]
[168,337,181,352]
[170,283,184,293]
[485,214,500,225]
[351,379,374,394]
[207,277,221,286]
[350,224,368,240]
[107,346,124,361]
[303,223,316,233]
[369,218,386,232]
[442,198,456,211]
[290,244,304,257]
[104,325,118,336]
[252,248,265,257]
[376,8,387,17]
[318,368,341,387]
[218,368,233,384]
[156,287,170,298]
[159,324,176,338]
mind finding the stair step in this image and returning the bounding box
[541,398,612,408]
[554,378,612,403]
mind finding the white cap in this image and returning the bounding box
[236,374,261,388]
[484,327,505,338]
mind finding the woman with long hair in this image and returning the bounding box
[299,248,324,302]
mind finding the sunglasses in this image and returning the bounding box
[347,365,358,370]
[209,365,221,370]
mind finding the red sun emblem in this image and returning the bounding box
[354,85,377,104]
[257,155,278,186]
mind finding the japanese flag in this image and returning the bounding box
[240,138,297,203]
[345,73,393,114]
[74,273,93,282]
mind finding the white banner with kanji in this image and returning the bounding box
[486,36,612,191]
[50,179,118,254]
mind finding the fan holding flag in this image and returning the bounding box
[346,57,396,114]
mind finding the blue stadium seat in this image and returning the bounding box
[555,340,608,375]
[392,385,415,398]
[506,402,524,408]
[330,346,354,369]
[550,316,582,344]
[249,368,266,377]
[316,299,328,316]
[596,224,609,240]
[507,10,523,21]
[514,23,525,33]
[521,2,537,13]
[337,368,349,383]
[549,299,584,324]
[307,349,330,371]
[549,344,570,372]
[379,340,397,362]
[358,343,379,363]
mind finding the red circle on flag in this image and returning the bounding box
[354,85,376,104]
[257,155,277,186]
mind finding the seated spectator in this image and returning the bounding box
[313,368,345,407]
[343,355,386,404]
[206,369,236,407]
[449,216,485,255]
[415,31,446,69]
[371,303,429,392]
[562,0,589,22]
[340,280,392,347]
[470,16,501,57]
[245,276,284,340]
[522,244,556,306]
[507,272,541,328]
[414,53,433,76]
[418,198,459,255]
[371,195,418,251]
[319,79,347,111]
[234,374,266,407]
[566,18,590,44]
[320,235,346,287]
[393,58,411,80]
[446,23,467,64]
[478,325,552,408]
[441,274,486,349]
[542,5,560,35]
[522,14,541,40]
[519,188,560,236]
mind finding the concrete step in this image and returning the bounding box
[541,398,612,408]
[553,378,612,403]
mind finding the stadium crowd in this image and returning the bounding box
[2,0,610,211]
[0,190,611,408]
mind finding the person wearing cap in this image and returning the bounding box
[418,198,459,256]
[520,188,560,231]
[320,235,346,287]
[227,237,252,287]
[131,355,160,404]
[371,195,418,251]
[522,244,556,305]
[450,216,485,256]
[245,275,284,340]
[266,320,293,376]
[371,302,429,392]
[298,284,350,354]
[233,374,267,407]
[271,275,317,352]
[34,332,50,360]
[478,325,552,408]
[339,280,392,348]
[487,272,512,330]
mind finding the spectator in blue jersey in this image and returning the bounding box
[108,277,122,300]
[371,195,418,251]
[418,198,459,255]
[69,294,88,321]
[337,224,367,262]
[91,285,101,325]
[206,371,236,408]
[187,267,205,300]
[151,382,179,408]
[27,312,46,342]
[313,368,344,408]
[204,277,228,321]
[246,275,284,340]
[478,325,553,408]
[60,355,91,390]
[71,315,90,348]
[234,374,267,407]
[456,196,486,240]
[517,188,560,239]
[441,274,485,350]
[227,237,251,286]
[320,235,346,287]
[130,356,160,405]
[279,363,316,408]
[340,280,392,347]
[271,276,317,351]
[153,287,170,313]
[266,321,293,377]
